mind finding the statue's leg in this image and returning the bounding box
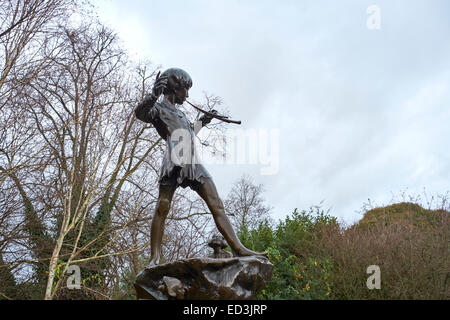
[195,177,266,257]
[148,181,177,266]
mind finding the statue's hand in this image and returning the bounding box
[199,109,218,125]
[151,71,168,98]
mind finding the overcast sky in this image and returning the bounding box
[92,0,450,224]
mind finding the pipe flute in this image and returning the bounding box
[185,100,242,125]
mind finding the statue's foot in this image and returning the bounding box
[146,256,161,268]
[233,247,268,259]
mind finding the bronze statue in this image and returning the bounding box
[135,67,265,266]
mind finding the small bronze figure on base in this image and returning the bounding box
[135,68,266,266]
[208,234,233,259]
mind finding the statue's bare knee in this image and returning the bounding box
[208,196,224,214]
[200,181,225,213]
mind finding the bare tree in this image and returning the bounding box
[27,22,165,299]
[224,174,273,232]
[0,0,81,299]
[0,1,76,97]
[0,2,232,300]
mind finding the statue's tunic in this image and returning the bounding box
[135,97,211,189]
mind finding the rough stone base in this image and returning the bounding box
[134,256,273,300]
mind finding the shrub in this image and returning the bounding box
[321,203,449,299]
[239,202,449,300]
[239,207,336,299]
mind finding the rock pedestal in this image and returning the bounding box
[134,256,273,300]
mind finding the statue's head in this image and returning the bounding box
[160,67,192,104]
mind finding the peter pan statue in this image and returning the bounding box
[135,68,265,265]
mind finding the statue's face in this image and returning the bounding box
[174,86,189,105]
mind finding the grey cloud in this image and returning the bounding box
[94,0,450,223]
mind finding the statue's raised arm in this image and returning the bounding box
[135,72,168,122]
